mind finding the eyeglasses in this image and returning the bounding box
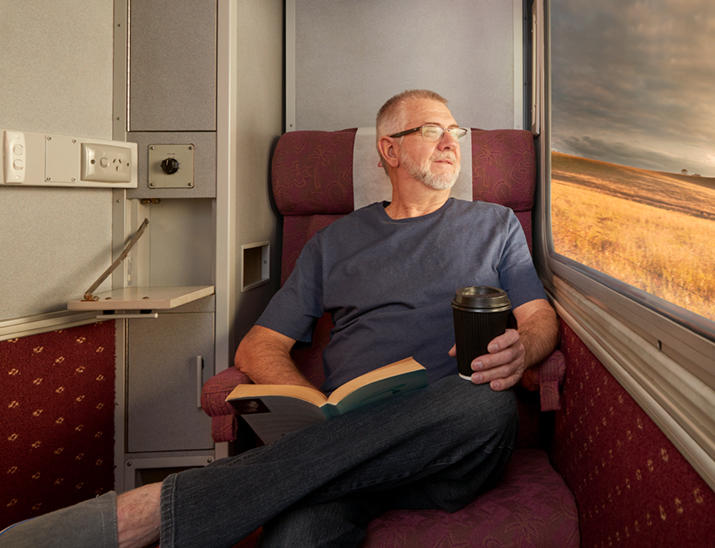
[389,124,468,142]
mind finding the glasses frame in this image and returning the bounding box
[389,124,468,141]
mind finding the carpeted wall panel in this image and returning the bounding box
[551,319,715,547]
[1,321,116,530]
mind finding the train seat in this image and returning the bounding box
[201,128,579,547]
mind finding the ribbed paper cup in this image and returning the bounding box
[452,286,512,380]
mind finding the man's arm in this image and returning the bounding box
[448,298,558,391]
[234,325,316,389]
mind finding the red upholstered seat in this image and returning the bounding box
[202,128,578,547]
[363,449,579,547]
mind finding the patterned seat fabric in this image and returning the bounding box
[203,128,579,547]
[363,449,579,547]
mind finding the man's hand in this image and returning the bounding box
[448,299,558,391]
[448,328,526,390]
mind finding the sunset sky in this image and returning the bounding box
[550,0,715,178]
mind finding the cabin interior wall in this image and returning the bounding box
[116,0,284,484]
[552,319,715,546]
[291,0,520,131]
[0,0,115,319]
[119,0,220,489]
[0,0,118,530]
[0,322,117,530]
[231,0,285,344]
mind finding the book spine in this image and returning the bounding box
[321,405,341,419]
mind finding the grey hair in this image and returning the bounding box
[375,90,448,174]
[376,89,448,138]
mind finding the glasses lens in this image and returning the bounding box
[420,126,444,141]
[448,128,468,140]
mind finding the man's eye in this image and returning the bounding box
[423,127,441,138]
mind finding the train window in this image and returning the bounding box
[539,0,715,487]
[547,0,715,329]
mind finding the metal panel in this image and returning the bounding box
[127,312,215,453]
[126,132,216,199]
[129,0,217,132]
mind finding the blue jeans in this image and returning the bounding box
[160,376,518,548]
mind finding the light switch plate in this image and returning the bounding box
[148,144,195,189]
[3,130,26,183]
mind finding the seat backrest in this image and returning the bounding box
[270,128,536,388]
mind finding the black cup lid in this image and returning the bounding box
[452,286,511,310]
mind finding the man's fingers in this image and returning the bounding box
[471,363,516,385]
[487,328,519,354]
[489,372,521,391]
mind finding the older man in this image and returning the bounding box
[1,90,557,548]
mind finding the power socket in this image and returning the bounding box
[0,127,136,188]
[81,143,133,183]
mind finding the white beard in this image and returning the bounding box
[400,149,461,191]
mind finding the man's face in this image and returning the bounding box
[398,99,461,190]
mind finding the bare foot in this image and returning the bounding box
[116,483,162,548]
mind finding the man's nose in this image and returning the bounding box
[438,130,459,150]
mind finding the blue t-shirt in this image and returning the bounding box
[257,198,547,392]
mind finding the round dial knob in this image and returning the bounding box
[160,157,180,174]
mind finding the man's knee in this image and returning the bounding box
[423,376,518,435]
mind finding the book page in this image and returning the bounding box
[328,357,425,404]
[331,369,428,415]
[226,383,327,407]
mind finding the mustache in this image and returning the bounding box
[431,152,458,164]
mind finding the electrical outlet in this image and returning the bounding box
[81,143,133,183]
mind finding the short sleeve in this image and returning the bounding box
[497,210,548,309]
[255,235,326,343]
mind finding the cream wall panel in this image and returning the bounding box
[293,0,517,130]
[232,0,284,342]
[0,0,115,320]
[0,0,114,137]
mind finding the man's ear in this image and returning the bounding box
[377,136,400,168]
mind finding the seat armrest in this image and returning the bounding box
[521,349,566,411]
[201,367,253,443]
[201,349,566,444]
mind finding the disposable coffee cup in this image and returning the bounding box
[452,286,512,380]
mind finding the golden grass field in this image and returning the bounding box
[551,152,715,322]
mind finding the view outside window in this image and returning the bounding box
[550,0,715,322]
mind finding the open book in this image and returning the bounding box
[226,357,427,444]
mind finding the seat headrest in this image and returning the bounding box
[271,128,535,216]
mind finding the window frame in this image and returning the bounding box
[531,0,715,492]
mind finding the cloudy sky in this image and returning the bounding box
[551,0,715,177]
